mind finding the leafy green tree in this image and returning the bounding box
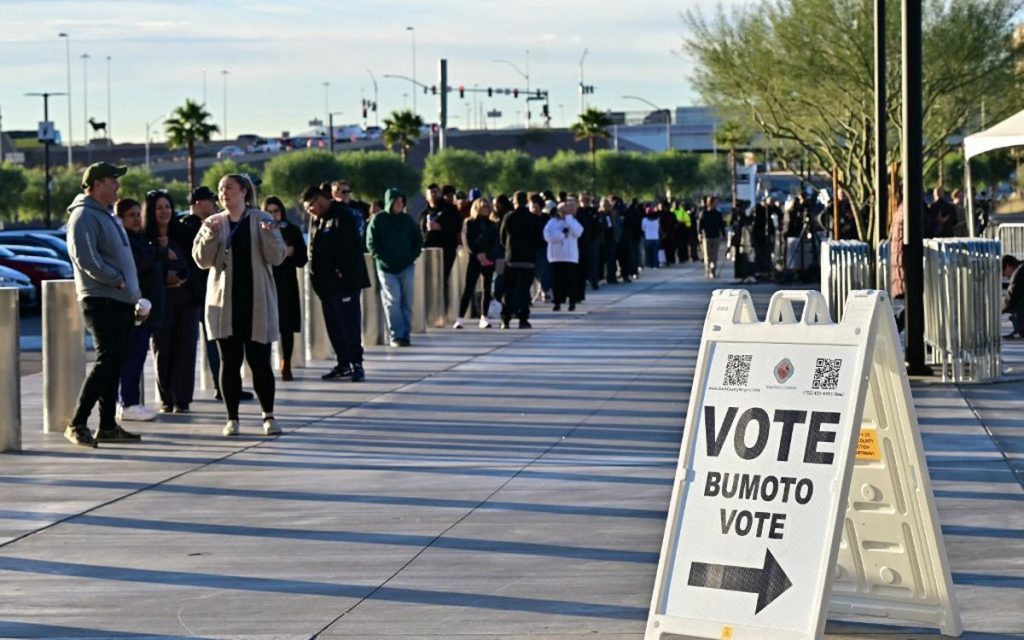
[683,0,1023,240]
[262,150,343,206]
[164,99,219,193]
[18,167,82,224]
[202,159,260,192]
[654,151,702,199]
[337,151,421,203]
[118,168,170,203]
[570,108,614,189]
[382,109,425,162]
[696,154,731,195]
[595,151,662,199]
[0,164,27,223]
[534,151,592,194]
[485,150,534,196]
[713,121,753,209]
[422,149,492,193]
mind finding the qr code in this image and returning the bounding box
[812,358,843,390]
[724,354,752,386]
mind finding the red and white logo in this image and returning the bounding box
[774,358,795,383]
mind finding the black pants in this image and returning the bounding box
[72,297,135,430]
[280,332,295,362]
[550,262,579,305]
[320,292,363,366]
[201,313,221,395]
[459,259,494,318]
[151,298,199,408]
[501,266,534,322]
[217,336,274,420]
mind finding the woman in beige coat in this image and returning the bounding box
[193,174,286,437]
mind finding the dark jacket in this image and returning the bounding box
[308,202,367,299]
[126,229,165,328]
[275,218,308,331]
[463,216,499,258]
[172,213,207,307]
[577,205,600,243]
[419,201,461,250]
[699,208,726,239]
[1004,263,1024,315]
[500,206,542,266]
[367,189,423,274]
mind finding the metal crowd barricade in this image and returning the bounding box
[996,223,1024,259]
[820,240,872,322]
[923,238,1002,383]
[875,240,891,295]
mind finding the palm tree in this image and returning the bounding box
[383,109,425,162]
[714,120,752,209]
[165,99,220,193]
[570,108,613,189]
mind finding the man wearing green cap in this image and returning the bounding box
[64,162,143,447]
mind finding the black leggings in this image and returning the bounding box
[459,259,494,318]
[217,336,274,419]
[279,332,294,362]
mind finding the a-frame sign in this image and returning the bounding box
[646,289,961,640]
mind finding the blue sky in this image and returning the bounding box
[0,0,730,145]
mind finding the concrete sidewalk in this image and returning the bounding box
[0,264,1021,639]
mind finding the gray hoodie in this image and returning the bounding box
[66,193,140,305]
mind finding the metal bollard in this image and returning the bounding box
[412,257,427,333]
[423,248,446,327]
[42,280,86,434]
[304,265,332,361]
[0,288,21,451]
[447,248,469,321]
[361,253,383,346]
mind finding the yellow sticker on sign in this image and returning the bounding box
[721,626,733,640]
[857,428,882,461]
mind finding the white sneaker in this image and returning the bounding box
[452,318,464,329]
[479,317,491,329]
[263,417,281,436]
[222,419,240,436]
[120,404,157,422]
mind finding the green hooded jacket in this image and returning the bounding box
[366,188,423,274]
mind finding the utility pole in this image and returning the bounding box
[106,55,112,144]
[81,53,90,148]
[58,33,72,168]
[438,59,448,151]
[328,111,344,153]
[26,92,66,229]
[578,48,589,116]
[406,26,417,116]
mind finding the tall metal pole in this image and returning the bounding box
[874,0,888,249]
[329,112,335,153]
[902,0,927,374]
[578,49,589,116]
[323,81,330,133]
[81,53,90,147]
[58,33,72,167]
[367,69,379,127]
[438,59,448,151]
[27,93,65,228]
[106,55,112,143]
[221,70,229,140]
[407,27,417,116]
[525,49,531,128]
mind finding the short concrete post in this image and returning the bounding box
[447,248,469,321]
[42,280,85,434]
[362,254,383,346]
[412,257,427,333]
[423,248,446,328]
[0,288,21,452]
[292,274,308,369]
[304,266,332,361]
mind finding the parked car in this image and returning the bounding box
[0,264,37,308]
[0,246,74,298]
[248,138,282,153]
[216,145,246,159]
[364,126,382,140]
[1,244,61,260]
[0,231,72,263]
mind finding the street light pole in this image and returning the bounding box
[221,70,229,140]
[25,92,66,229]
[406,26,417,116]
[106,55,112,144]
[144,113,167,171]
[58,33,72,167]
[622,95,671,151]
[367,69,379,127]
[323,81,330,132]
[81,53,90,148]
[578,48,589,116]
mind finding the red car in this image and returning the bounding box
[0,246,74,298]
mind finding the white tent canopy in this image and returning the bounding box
[963,108,1024,160]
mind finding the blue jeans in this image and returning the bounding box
[644,239,659,268]
[119,324,153,407]
[378,264,415,341]
[534,248,551,292]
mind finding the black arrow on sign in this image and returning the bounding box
[687,549,792,613]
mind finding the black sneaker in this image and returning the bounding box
[519,319,532,329]
[552,304,561,312]
[396,338,411,347]
[173,404,190,414]
[350,363,365,382]
[95,425,142,442]
[568,302,576,311]
[64,424,97,448]
[322,365,353,381]
[240,390,255,401]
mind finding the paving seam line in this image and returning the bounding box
[955,384,1024,491]
[0,270,673,554]
[310,274,691,638]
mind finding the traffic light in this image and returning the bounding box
[431,85,437,94]
[513,88,519,99]
[542,104,549,118]
[459,85,465,99]
[536,90,542,99]
[487,87,493,97]
[362,99,368,119]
